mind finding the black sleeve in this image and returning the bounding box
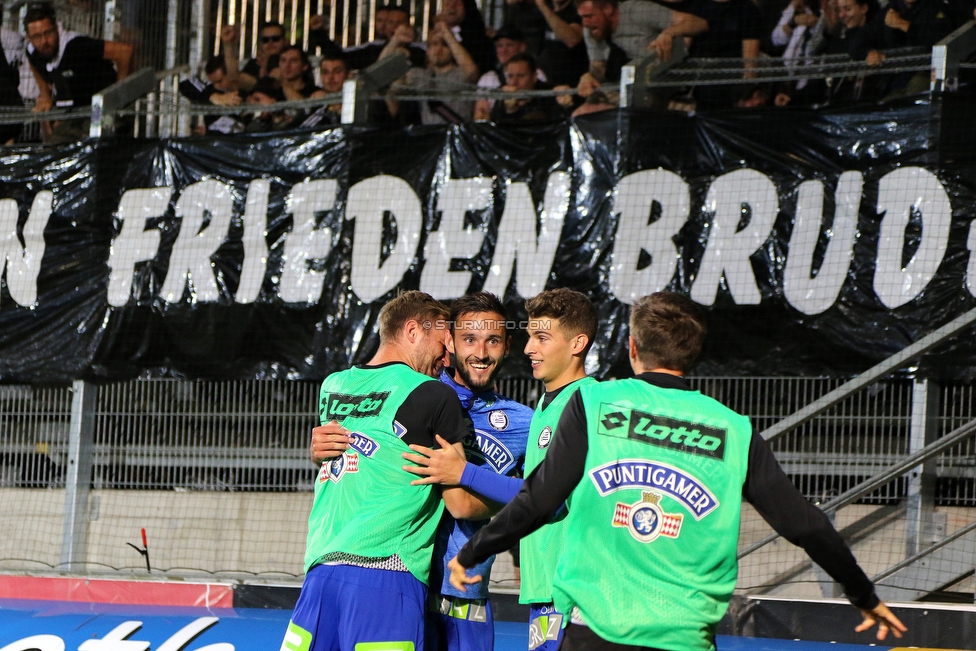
[744,431,879,610]
[396,380,470,449]
[64,36,106,62]
[738,0,765,41]
[458,390,589,567]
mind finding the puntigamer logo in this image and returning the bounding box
[320,392,390,420]
[598,404,727,461]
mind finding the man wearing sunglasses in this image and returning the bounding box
[220,21,288,93]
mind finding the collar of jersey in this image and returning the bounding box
[439,368,497,410]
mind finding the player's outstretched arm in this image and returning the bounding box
[447,554,483,592]
[309,420,351,464]
[402,434,466,485]
[855,602,907,641]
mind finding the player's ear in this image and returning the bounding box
[446,328,456,354]
[571,333,589,356]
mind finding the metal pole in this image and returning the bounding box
[165,0,179,69]
[905,379,942,556]
[60,380,97,572]
[760,306,976,442]
[103,0,117,41]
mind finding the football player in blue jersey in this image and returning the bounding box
[309,291,532,651]
[414,291,533,651]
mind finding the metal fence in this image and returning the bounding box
[1,374,975,590]
[4,376,976,498]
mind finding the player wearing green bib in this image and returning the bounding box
[450,292,907,651]
[283,291,489,651]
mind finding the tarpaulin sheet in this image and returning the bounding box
[1,101,975,383]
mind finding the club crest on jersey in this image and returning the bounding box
[319,452,359,483]
[537,426,553,449]
[612,491,683,542]
[589,459,719,520]
[488,410,509,431]
[468,430,515,474]
[348,431,379,458]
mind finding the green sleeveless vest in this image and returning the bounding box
[519,376,597,605]
[304,363,441,584]
[552,378,751,650]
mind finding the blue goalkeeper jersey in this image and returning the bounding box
[432,369,532,600]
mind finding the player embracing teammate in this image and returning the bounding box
[285,288,905,651]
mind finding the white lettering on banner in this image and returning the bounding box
[0,617,231,651]
[420,177,493,299]
[78,621,148,651]
[483,171,570,298]
[279,179,336,303]
[0,190,52,308]
[691,169,779,306]
[107,187,172,307]
[0,635,65,651]
[155,616,219,651]
[609,169,689,304]
[236,180,270,304]
[161,179,235,303]
[347,175,423,303]
[966,216,976,298]
[783,172,862,315]
[875,167,953,309]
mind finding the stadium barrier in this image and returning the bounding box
[3,374,976,602]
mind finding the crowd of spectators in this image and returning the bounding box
[186,0,973,129]
[3,0,975,143]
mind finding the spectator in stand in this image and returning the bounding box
[871,0,968,96]
[245,46,325,132]
[533,0,590,87]
[179,55,245,135]
[646,0,763,109]
[388,21,479,125]
[489,52,565,122]
[820,0,889,102]
[614,0,673,61]
[502,0,551,56]
[474,25,549,119]
[577,0,629,88]
[301,52,350,128]
[343,3,427,70]
[25,2,132,143]
[439,0,497,75]
[771,0,826,107]
[221,22,287,94]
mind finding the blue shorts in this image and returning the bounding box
[426,595,494,651]
[527,603,565,651]
[281,564,427,651]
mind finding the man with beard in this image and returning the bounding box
[311,291,532,651]
[285,290,489,651]
[25,2,132,143]
[404,288,598,651]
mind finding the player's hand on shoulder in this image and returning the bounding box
[855,601,907,640]
[402,434,467,485]
[310,420,351,464]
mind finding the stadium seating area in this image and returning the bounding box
[1,0,974,141]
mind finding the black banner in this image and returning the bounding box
[2,100,975,383]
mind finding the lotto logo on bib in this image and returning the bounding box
[318,452,360,483]
[612,491,683,542]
